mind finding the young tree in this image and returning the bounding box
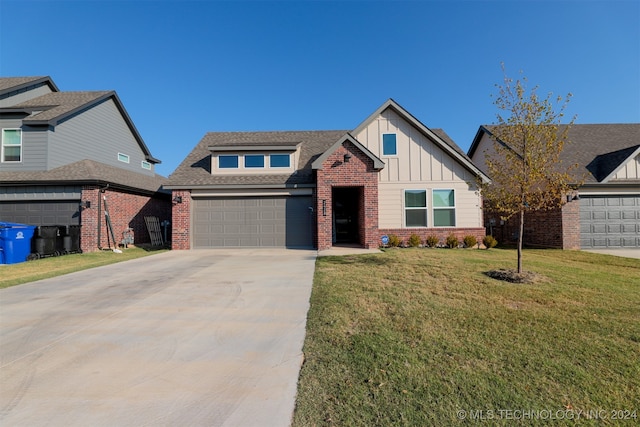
[481,65,580,273]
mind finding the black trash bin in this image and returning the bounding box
[60,225,82,254]
[33,226,62,258]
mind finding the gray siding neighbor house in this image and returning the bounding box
[0,76,171,252]
[468,124,640,249]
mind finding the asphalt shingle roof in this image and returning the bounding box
[0,76,51,94]
[0,160,168,194]
[166,130,348,187]
[478,124,640,183]
[10,91,113,124]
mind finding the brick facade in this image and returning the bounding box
[171,190,191,250]
[80,186,171,252]
[377,227,487,247]
[484,198,581,249]
[316,141,379,250]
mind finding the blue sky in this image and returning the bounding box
[1,0,638,177]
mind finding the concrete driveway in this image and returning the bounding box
[0,249,317,427]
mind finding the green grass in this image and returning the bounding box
[0,246,168,289]
[293,248,640,426]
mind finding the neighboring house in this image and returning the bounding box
[468,124,640,249]
[0,76,171,252]
[166,99,490,250]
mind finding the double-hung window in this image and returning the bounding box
[382,133,397,156]
[433,189,456,226]
[2,129,22,162]
[405,190,427,227]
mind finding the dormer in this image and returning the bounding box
[208,142,301,175]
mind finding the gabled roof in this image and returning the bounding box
[2,89,160,164]
[354,98,490,183]
[311,133,384,170]
[165,130,348,189]
[469,124,640,184]
[0,159,168,195]
[0,76,59,95]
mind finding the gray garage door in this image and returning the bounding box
[0,201,80,226]
[580,195,640,248]
[192,196,314,248]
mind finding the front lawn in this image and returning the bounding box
[293,248,639,426]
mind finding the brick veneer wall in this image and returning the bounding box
[316,141,379,250]
[378,228,487,248]
[171,190,191,250]
[80,186,172,252]
[484,198,581,249]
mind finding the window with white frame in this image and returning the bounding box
[2,129,22,162]
[118,153,130,163]
[433,189,456,227]
[269,153,290,168]
[219,155,239,168]
[405,190,427,227]
[141,160,151,170]
[244,154,265,168]
[382,133,397,156]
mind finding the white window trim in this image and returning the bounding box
[141,160,151,170]
[118,152,130,164]
[214,153,294,172]
[432,189,457,227]
[381,133,398,157]
[244,154,265,168]
[404,189,428,228]
[269,153,291,168]
[2,128,22,163]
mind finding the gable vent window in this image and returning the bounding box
[1,129,22,162]
[118,153,130,164]
[141,161,151,170]
[382,133,397,156]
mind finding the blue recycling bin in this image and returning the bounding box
[0,222,36,264]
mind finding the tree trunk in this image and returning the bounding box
[517,208,524,273]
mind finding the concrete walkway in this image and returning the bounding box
[0,249,316,427]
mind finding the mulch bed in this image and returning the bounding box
[484,269,548,284]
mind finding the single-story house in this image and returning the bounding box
[165,99,490,250]
[0,76,171,253]
[468,124,640,249]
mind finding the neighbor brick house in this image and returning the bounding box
[0,76,171,252]
[468,124,640,249]
[166,99,490,250]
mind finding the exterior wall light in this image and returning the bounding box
[173,195,183,204]
[343,153,352,163]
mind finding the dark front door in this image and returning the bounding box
[332,187,360,244]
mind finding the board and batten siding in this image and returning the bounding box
[613,153,640,180]
[48,98,155,175]
[354,108,482,229]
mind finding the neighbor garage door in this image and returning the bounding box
[0,201,80,226]
[580,195,640,248]
[192,196,314,248]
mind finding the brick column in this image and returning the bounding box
[171,190,191,250]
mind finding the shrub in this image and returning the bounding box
[408,234,422,247]
[425,235,439,248]
[483,235,498,249]
[463,235,478,248]
[445,234,459,249]
[388,234,401,248]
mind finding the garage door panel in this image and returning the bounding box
[0,201,80,225]
[192,196,313,248]
[580,195,640,248]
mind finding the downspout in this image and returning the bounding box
[97,184,109,250]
